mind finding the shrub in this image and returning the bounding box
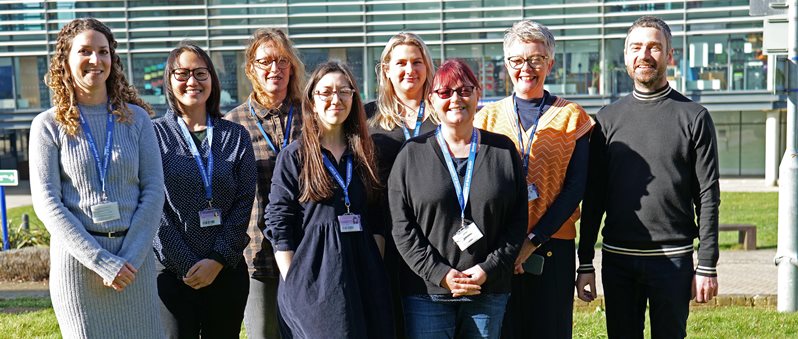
[0,246,49,281]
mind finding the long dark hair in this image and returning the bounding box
[163,42,222,118]
[299,61,380,203]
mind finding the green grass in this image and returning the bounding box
[574,305,798,338]
[3,205,44,232]
[718,192,777,249]
[2,298,796,338]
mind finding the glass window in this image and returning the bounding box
[131,53,169,109]
[210,51,245,109]
[686,34,766,92]
[0,56,49,111]
[546,40,600,95]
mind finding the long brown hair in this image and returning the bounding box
[244,28,306,109]
[371,32,438,131]
[45,18,153,136]
[299,62,380,203]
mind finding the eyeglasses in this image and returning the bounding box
[506,55,549,70]
[432,86,475,99]
[253,57,290,70]
[172,68,210,82]
[314,88,355,102]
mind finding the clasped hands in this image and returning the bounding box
[103,262,137,292]
[441,265,487,297]
[182,259,224,290]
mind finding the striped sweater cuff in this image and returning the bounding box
[695,265,717,277]
[577,263,595,273]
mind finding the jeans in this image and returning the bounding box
[403,293,510,339]
[243,276,284,339]
[602,251,694,339]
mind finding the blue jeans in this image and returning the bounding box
[602,251,694,339]
[403,293,510,339]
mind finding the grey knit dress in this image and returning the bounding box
[29,103,166,339]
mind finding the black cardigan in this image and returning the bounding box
[388,129,527,295]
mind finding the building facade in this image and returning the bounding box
[0,0,788,180]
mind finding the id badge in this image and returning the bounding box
[338,214,363,233]
[199,208,222,227]
[452,222,484,251]
[91,201,121,223]
[527,183,539,201]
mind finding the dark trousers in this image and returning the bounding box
[244,276,288,339]
[501,239,575,339]
[158,263,249,339]
[602,251,694,339]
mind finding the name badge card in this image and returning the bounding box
[338,214,363,233]
[452,222,484,251]
[199,208,222,227]
[527,183,539,201]
[91,201,121,223]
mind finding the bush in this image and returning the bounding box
[0,247,49,281]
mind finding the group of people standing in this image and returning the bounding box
[29,14,719,339]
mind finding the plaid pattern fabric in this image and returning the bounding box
[224,94,302,279]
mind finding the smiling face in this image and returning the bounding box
[170,51,211,114]
[384,44,428,100]
[68,29,112,95]
[505,40,553,99]
[252,42,291,99]
[430,80,480,128]
[312,72,354,130]
[624,26,672,92]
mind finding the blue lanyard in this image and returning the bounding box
[400,102,425,141]
[248,98,293,153]
[77,102,114,199]
[513,91,549,172]
[435,126,478,226]
[322,153,353,213]
[176,113,214,204]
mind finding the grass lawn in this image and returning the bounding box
[2,298,797,338]
[718,192,777,249]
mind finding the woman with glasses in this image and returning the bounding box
[474,20,594,338]
[265,61,393,338]
[389,59,527,339]
[29,18,165,338]
[153,42,256,338]
[367,32,438,338]
[223,27,305,339]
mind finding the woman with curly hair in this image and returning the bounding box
[29,18,165,338]
[266,61,394,338]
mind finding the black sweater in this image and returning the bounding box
[578,86,721,277]
[388,129,527,295]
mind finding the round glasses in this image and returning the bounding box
[172,68,210,82]
[314,88,355,102]
[506,55,549,70]
[253,57,290,70]
[432,86,475,99]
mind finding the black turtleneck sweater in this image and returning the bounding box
[578,85,720,277]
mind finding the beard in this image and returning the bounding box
[627,60,666,90]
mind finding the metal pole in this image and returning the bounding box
[778,0,798,313]
[1,186,8,251]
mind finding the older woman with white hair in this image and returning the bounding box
[474,20,594,338]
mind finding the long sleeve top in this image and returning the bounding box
[578,86,721,277]
[224,96,302,279]
[153,110,257,277]
[388,129,527,296]
[29,103,165,283]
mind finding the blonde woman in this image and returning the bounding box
[224,27,306,339]
[29,18,164,338]
[367,33,438,336]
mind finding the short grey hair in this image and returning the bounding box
[503,20,555,59]
[626,15,672,51]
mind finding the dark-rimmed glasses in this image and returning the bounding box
[432,86,475,99]
[253,57,290,70]
[314,88,355,102]
[172,68,210,82]
[506,55,549,70]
